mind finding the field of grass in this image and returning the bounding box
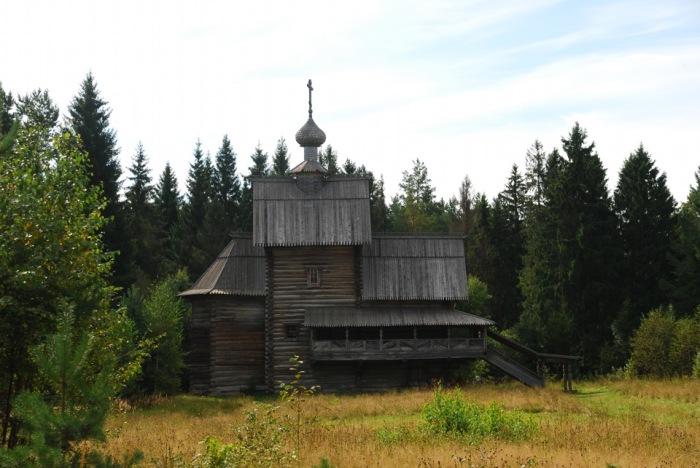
[99,378,700,467]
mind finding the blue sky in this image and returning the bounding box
[3,0,699,202]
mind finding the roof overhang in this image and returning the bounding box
[304,307,494,328]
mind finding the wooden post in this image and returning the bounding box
[379,327,383,352]
[345,327,349,350]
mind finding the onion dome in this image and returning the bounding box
[294,79,327,163]
[295,117,326,148]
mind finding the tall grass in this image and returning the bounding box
[99,379,700,467]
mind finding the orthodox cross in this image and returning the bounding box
[307,79,313,117]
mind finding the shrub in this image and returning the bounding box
[422,385,536,443]
[629,306,676,377]
[629,306,700,377]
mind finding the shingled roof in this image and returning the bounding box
[253,177,372,246]
[362,235,468,301]
[304,307,493,327]
[179,235,266,297]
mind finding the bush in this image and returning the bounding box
[629,306,676,377]
[422,385,536,443]
[629,306,700,377]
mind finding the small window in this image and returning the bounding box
[306,267,321,286]
[285,324,299,340]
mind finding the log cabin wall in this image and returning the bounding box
[268,245,357,390]
[189,296,265,395]
[188,299,213,394]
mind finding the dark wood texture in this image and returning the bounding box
[188,296,265,395]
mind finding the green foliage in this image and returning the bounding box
[613,145,677,348]
[0,105,115,446]
[272,136,291,176]
[318,145,338,175]
[194,356,319,467]
[194,403,291,468]
[456,275,492,318]
[68,73,128,289]
[312,456,336,468]
[629,306,700,377]
[279,355,318,463]
[422,385,536,443]
[3,307,142,466]
[135,271,191,395]
[670,167,700,316]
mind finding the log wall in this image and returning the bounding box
[188,296,265,395]
[268,246,358,389]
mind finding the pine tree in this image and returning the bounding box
[393,159,438,232]
[271,137,290,176]
[68,73,128,288]
[613,145,677,348]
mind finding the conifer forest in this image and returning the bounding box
[1,75,699,461]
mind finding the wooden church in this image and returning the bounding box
[180,81,576,394]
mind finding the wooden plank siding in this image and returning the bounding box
[362,236,468,301]
[268,246,358,390]
[188,296,265,395]
[253,178,372,247]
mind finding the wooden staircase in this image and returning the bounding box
[483,329,581,389]
[483,348,544,388]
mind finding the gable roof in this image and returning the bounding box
[179,235,266,297]
[362,235,468,301]
[253,177,372,246]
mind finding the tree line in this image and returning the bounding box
[1,73,699,459]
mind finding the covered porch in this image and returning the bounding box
[304,307,494,361]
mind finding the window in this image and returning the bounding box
[306,267,321,286]
[285,324,299,340]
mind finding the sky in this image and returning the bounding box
[3,0,700,203]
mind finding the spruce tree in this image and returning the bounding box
[319,144,339,175]
[613,145,677,349]
[492,165,526,328]
[558,123,621,370]
[238,144,270,232]
[271,136,290,176]
[154,162,182,276]
[670,168,700,316]
[517,148,574,353]
[370,175,390,232]
[213,135,241,235]
[68,73,129,288]
[176,141,214,279]
[124,143,159,287]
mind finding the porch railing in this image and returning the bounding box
[311,337,484,354]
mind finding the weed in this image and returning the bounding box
[422,384,537,443]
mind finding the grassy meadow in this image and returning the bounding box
[99,378,700,467]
